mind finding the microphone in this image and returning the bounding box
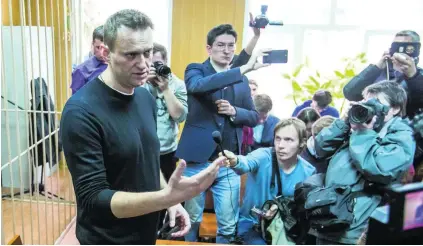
[212,131,227,157]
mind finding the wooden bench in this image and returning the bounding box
[198,175,247,240]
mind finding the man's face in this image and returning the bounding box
[108,26,153,88]
[152,51,166,65]
[311,100,320,112]
[249,84,258,97]
[207,34,236,67]
[274,125,301,163]
[363,92,400,123]
[92,38,105,60]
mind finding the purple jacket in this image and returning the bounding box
[71,56,107,94]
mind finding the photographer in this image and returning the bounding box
[343,30,423,119]
[145,43,188,182]
[221,118,316,245]
[313,81,416,244]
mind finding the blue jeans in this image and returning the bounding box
[237,220,267,245]
[183,163,240,244]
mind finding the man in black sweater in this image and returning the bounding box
[60,9,226,245]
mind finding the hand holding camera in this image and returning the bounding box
[347,98,390,132]
[375,51,391,69]
[391,53,418,78]
[240,48,271,74]
[148,61,172,92]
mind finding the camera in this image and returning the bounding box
[153,61,171,77]
[366,182,423,244]
[249,5,283,29]
[348,98,390,131]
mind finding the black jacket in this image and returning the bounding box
[343,64,423,118]
[29,77,62,166]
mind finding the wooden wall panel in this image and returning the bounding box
[171,0,246,79]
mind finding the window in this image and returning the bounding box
[245,0,423,118]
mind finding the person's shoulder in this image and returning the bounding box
[389,116,414,133]
[298,155,317,175]
[268,114,280,123]
[186,62,205,70]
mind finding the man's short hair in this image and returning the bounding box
[296,107,321,125]
[312,90,332,109]
[254,94,272,113]
[207,24,237,46]
[396,30,420,42]
[312,116,335,137]
[249,79,258,87]
[362,81,408,117]
[104,9,154,52]
[92,25,104,42]
[273,118,307,152]
[153,43,168,62]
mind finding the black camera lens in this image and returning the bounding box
[349,104,375,125]
[153,61,171,77]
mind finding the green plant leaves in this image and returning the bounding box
[283,52,368,112]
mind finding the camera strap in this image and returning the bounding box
[270,148,283,197]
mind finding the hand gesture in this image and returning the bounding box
[166,204,191,237]
[164,158,227,205]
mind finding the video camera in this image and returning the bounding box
[153,61,171,78]
[366,182,423,245]
[348,98,390,132]
[249,5,283,29]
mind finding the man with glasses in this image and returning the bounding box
[176,24,270,243]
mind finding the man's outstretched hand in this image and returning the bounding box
[164,157,227,205]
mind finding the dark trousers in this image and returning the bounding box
[158,151,179,236]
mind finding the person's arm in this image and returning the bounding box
[70,70,85,95]
[184,63,245,94]
[225,148,270,175]
[230,83,259,127]
[163,75,188,123]
[349,120,416,184]
[343,65,383,101]
[314,119,350,159]
[405,69,423,106]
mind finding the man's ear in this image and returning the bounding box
[100,44,110,63]
[206,45,212,56]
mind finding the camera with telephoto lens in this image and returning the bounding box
[153,61,171,77]
[348,98,390,131]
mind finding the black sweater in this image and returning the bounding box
[60,78,161,244]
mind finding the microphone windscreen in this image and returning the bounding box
[212,131,222,144]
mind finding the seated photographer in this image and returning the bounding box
[313,81,416,245]
[300,115,335,174]
[221,118,316,245]
[292,90,340,118]
[343,30,423,119]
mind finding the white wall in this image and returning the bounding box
[243,0,423,119]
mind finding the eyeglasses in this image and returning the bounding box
[214,43,236,51]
